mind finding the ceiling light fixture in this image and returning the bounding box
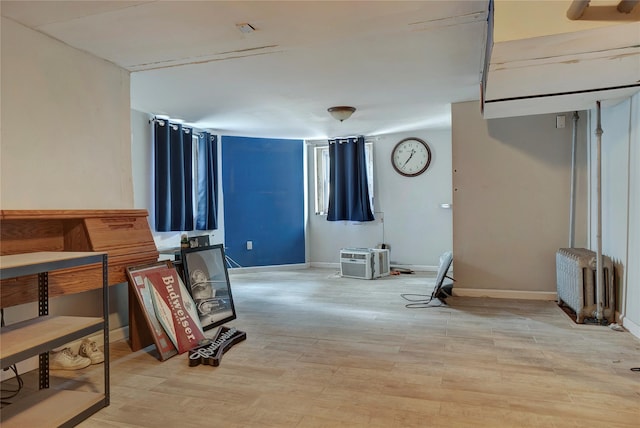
[328,106,356,122]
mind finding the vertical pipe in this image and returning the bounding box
[595,101,604,322]
[569,112,579,248]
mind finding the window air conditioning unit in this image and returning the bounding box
[340,248,390,279]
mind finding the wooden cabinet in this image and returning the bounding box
[0,252,109,427]
[0,210,160,353]
[0,210,159,308]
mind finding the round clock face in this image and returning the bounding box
[391,137,432,177]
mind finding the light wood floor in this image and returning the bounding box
[4,268,640,427]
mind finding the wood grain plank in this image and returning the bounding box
[3,268,639,428]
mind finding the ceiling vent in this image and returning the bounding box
[236,23,255,34]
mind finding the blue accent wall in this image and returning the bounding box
[222,136,305,267]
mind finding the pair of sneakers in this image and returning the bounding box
[49,339,104,370]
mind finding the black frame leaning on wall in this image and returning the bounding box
[181,244,237,331]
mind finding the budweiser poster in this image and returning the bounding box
[127,263,178,360]
[145,267,206,353]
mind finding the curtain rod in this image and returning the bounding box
[306,137,377,145]
[149,117,215,136]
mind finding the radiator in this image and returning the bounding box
[556,248,615,323]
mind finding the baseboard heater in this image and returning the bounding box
[340,248,390,279]
[556,248,615,323]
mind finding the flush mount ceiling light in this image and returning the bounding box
[328,106,356,122]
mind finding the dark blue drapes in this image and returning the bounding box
[196,132,218,230]
[327,136,375,222]
[154,120,193,231]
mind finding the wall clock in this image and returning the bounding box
[391,137,432,177]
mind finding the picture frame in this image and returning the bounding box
[181,244,237,331]
[125,262,178,361]
[188,234,210,249]
[142,264,206,353]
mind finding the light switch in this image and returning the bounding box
[556,115,566,129]
[247,240,253,250]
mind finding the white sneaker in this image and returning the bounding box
[78,338,105,364]
[50,348,91,370]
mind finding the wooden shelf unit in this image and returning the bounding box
[0,251,110,428]
[0,389,106,428]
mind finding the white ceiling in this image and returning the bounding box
[1,1,490,139]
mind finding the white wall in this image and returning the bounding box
[308,130,453,270]
[1,18,134,379]
[131,109,153,212]
[452,101,589,296]
[625,93,640,335]
[0,17,133,208]
[589,94,640,336]
[133,117,453,269]
[1,17,133,329]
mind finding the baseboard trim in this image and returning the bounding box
[309,262,441,272]
[228,263,309,273]
[454,288,557,301]
[620,314,640,340]
[106,326,129,343]
[391,264,439,272]
[310,262,339,269]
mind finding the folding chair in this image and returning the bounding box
[401,251,454,308]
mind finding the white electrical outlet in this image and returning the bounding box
[247,240,253,250]
[556,115,566,129]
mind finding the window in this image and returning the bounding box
[314,142,374,215]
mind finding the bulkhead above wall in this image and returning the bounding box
[482,0,640,119]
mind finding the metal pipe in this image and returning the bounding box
[569,112,579,248]
[595,101,604,322]
[617,0,640,13]
[567,0,591,20]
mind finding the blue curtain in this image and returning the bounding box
[327,136,375,222]
[154,120,194,231]
[196,132,218,230]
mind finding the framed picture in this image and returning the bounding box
[143,265,206,353]
[181,244,237,331]
[126,262,178,361]
[126,262,206,356]
[188,235,210,248]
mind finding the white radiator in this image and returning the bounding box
[340,248,390,279]
[556,248,615,323]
